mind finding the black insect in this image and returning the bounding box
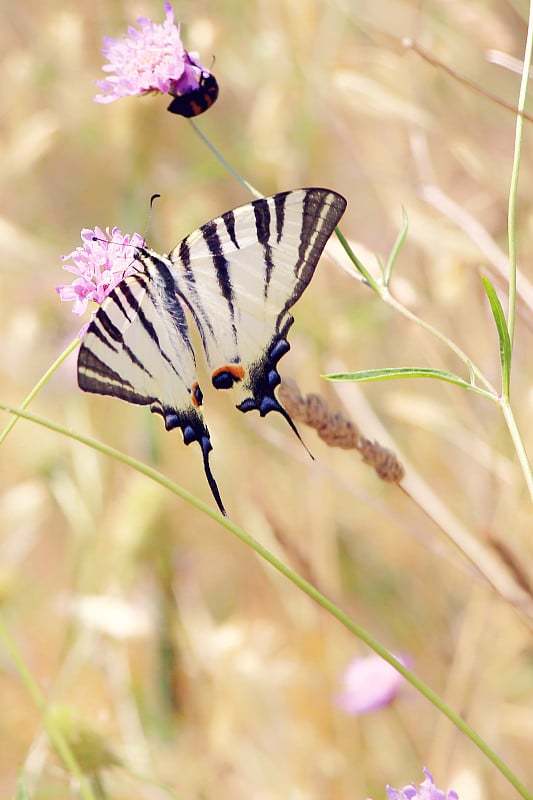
[167,70,219,117]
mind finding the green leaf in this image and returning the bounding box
[384,206,408,285]
[16,775,30,800]
[334,227,381,293]
[324,367,493,398]
[481,276,511,397]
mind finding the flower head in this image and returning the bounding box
[57,226,144,334]
[386,768,459,800]
[335,653,409,715]
[47,705,120,774]
[94,2,214,105]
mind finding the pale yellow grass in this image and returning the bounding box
[1,1,533,798]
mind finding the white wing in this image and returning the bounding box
[77,265,225,514]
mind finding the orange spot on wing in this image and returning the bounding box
[212,364,245,382]
[191,381,203,407]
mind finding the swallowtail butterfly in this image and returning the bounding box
[78,188,347,515]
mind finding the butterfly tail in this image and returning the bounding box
[199,435,227,517]
[235,324,313,460]
[273,400,314,461]
[248,392,314,461]
[158,407,227,516]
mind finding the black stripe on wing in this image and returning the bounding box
[295,189,346,281]
[201,220,235,313]
[252,196,276,294]
[174,236,216,349]
[273,192,287,243]
[134,249,196,364]
[78,278,156,394]
[78,348,154,404]
[221,209,239,249]
[275,189,347,327]
[174,218,240,354]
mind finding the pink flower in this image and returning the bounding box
[335,653,409,715]
[385,767,459,800]
[94,2,213,104]
[57,226,144,334]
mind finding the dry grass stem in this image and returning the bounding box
[279,379,405,484]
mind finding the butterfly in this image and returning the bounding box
[77,188,347,515]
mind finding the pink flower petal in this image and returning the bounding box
[57,227,144,324]
[335,653,409,715]
[385,768,459,800]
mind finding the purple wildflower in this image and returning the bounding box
[386,767,459,800]
[57,226,144,334]
[94,2,212,104]
[335,653,409,715]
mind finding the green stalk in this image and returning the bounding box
[0,402,531,800]
[384,206,409,286]
[335,224,497,394]
[500,398,533,503]
[0,338,80,448]
[188,120,263,198]
[507,1,533,347]
[0,615,97,800]
[383,289,498,394]
[337,222,533,499]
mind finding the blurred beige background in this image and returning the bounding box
[1,1,533,798]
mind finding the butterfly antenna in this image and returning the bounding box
[143,193,161,244]
[199,436,228,517]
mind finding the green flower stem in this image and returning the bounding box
[507,0,533,347]
[335,227,497,394]
[0,614,97,800]
[336,219,533,501]
[189,120,263,199]
[362,285,533,499]
[0,403,531,799]
[382,288,498,393]
[0,338,80,448]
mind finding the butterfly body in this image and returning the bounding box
[78,188,347,515]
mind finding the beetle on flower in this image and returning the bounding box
[94,2,218,117]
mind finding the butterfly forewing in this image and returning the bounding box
[169,188,347,414]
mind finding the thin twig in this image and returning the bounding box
[404,39,533,124]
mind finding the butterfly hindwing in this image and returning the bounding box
[77,264,226,515]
